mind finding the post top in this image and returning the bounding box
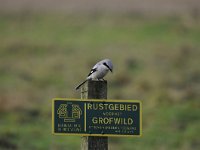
[81,80,107,101]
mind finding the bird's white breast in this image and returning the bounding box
[88,64,109,80]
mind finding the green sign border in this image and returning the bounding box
[52,98,142,137]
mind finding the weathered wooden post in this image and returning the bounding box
[81,80,108,150]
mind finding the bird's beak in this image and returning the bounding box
[110,68,113,73]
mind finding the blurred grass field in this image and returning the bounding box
[0,12,200,150]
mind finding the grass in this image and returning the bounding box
[0,13,200,149]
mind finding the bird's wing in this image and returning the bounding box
[87,68,97,77]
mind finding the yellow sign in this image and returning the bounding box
[52,98,142,137]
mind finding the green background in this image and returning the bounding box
[0,1,200,149]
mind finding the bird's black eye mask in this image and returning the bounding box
[103,62,112,72]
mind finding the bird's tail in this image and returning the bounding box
[75,79,88,90]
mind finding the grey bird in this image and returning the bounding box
[75,59,113,90]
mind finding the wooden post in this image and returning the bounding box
[81,80,108,150]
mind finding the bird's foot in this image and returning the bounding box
[98,78,105,81]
